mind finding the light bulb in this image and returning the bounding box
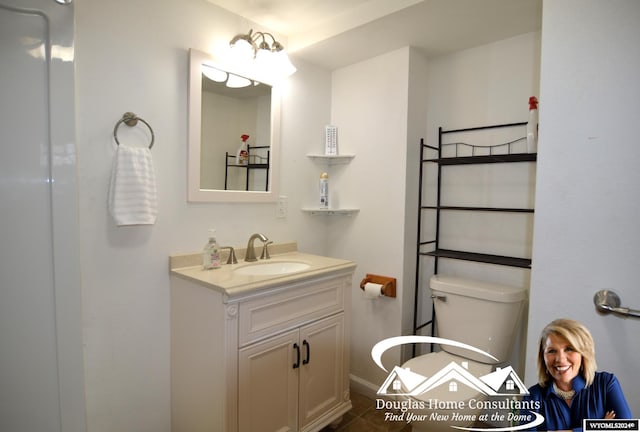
[229,38,255,63]
[201,64,227,82]
[272,50,297,78]
[226,73,252,88]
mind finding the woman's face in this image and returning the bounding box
[543,333,582,390]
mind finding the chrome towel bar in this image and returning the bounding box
[594,290,640,318]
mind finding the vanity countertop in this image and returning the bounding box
[169,243,356,299]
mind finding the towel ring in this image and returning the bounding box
[113,112,155,149]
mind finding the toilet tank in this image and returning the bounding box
[431,275,526,364]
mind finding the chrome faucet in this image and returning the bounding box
[260,240,273,260]
[220,246,237,264]
[245,233,269,262]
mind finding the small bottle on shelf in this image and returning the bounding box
[236,134,249,165]
[526,96,538,153]
[319,172,329,209]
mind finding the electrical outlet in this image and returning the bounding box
[276,195,288,218]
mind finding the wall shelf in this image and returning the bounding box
[426,153,536,165]
[304,153,358,214]
[301,208,359,216]
[422,205,534,213]
[306,154,355,165]
[422,249,531,269]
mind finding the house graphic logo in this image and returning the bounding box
[372,335,529,397]
[371,336,545,431]
[378,361,528,397]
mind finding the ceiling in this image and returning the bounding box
[206,0,542,70]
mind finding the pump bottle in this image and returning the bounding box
[202,229,221,270]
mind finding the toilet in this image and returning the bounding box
[400,275,526,432]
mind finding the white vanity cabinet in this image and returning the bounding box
[170,252,354,432]
[238,313,344,431]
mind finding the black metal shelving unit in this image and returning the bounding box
[413,121,536,355]
[224,144,270,191]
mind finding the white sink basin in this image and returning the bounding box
[234,261,311,276]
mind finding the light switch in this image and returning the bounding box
[277,195,288,218]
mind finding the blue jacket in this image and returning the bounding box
[524,371,632,431]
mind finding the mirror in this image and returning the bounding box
[188,48,281,202]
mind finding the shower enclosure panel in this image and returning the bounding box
[0,1,84,431]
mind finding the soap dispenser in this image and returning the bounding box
[202,229,221,270]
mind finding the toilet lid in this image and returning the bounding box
[400,351,493,402]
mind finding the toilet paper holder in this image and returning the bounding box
[359,274,396,298]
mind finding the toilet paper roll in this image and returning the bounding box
[364,282,384,299]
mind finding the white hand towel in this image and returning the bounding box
[108,146,157,226]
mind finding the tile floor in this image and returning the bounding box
[320,388,412,432]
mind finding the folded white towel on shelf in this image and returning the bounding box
[108,146,157,226]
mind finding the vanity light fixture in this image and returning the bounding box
[229,29,297,80]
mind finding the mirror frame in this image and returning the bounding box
[187,48,281,202]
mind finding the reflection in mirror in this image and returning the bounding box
[200,68,271,192]
[188,48,280,202]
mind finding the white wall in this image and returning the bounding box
[426,32,541,142]
[423,32,541,373]
[328,47,427,389]
[327,31,540,394]
[404,49,430,341]
[75,1,331,430]
[526,0,640,411]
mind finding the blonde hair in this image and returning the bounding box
[536,318,597,387]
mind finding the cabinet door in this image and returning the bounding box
[238,329,299,432]
[298,314,344,429]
